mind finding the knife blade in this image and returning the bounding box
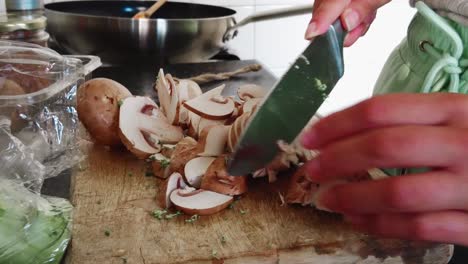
[227,19,346,176]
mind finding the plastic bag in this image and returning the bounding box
[0,41,100,264]
[0,179,72,264]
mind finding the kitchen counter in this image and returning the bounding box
[41,59,468,264]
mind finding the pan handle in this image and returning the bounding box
[223,4,313,42]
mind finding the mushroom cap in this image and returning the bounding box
[77,78,132,146]
[170,188,233,215]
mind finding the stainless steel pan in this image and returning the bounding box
[44,1,312,65]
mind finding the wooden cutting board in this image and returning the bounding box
[65,140,453,264]
[65,61,453,263]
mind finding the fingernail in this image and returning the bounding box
[312,181,345,212]
[342,8,360,31]
[305,21,319,40]
[301,129,318,149]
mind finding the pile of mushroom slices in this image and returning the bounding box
[76,72,321,216]
[121,69,318,215]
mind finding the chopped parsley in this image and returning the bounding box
[121,257,128,264]
[240,209,248,215]
[211,249,219,260]
[185,214,199,223]
[128,172,133,177]
[164,211,182,220]
[313,78,327,91]
[118,99,124,107]
[152,209,182,220]
[220,236,227,244]
[152,209,168,220]
[159,159,170,169]
[104,229,111,237]
[145,171,155,177]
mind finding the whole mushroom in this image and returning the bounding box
[77,78,132,146]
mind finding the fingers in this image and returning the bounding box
[306,0,389,42]
[314,171,468,214]
[302,93,468,150]
[340,0,390,31]
[306,0,351,39]
[343,12,376,47]
[345,211,468,247]
[305,126,468,182]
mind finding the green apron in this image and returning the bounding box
[373,1,468,176]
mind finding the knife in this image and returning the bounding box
[227,19,346,176]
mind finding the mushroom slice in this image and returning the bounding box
[167,137,199,176]
[237,84,267,101]
[227,112,252,152]
[285,166,319,206]
[155,69,171,115]
[119,96,184,159]
[170,187,233,216]
[161,144,176,158]
[158,173,187,209]
[187,111,201,139]
[165,74,180,125]
[197,118,226,137]
[178,79,202,101]
[242,98,263,114]
[184,157,216,188]
[201,155,248,196]
[151,153,171,179]
[183,85,234,120]
[197,125,229,157]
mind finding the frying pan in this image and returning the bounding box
[44,1,313,65]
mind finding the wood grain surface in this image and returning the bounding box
[66,139,453,264]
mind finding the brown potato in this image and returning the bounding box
[77,78,132,146]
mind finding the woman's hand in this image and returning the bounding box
[306,0,391,46]
[301,93,468,246]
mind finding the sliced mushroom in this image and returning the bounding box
[187,111,201,139]
[119,96,183,159]
[151,153,171,179]
[242,98,263,114]
[183,85,235,120]
[184,157,216,188]
[167,137,199,176]
[170,187,233,215]
[177,79,202,101]
[227,112,252,152]
[197,125,229,157]
[197,118,226,137]
[201,155,248,196]
[237,84,267,101]
[165,74,180,125]
[161,144,176,158]
[285,165,319,206]
[158,173,187,209]
[155,69,171,115]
